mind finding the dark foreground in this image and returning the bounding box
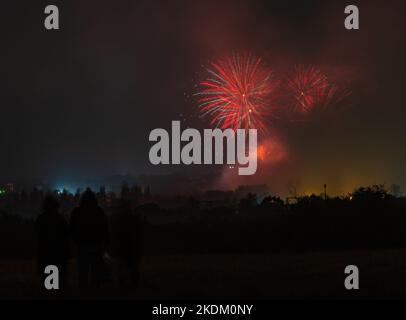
[2,248,406,299]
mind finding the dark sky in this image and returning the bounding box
[1,0,405,195]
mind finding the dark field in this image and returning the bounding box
[2,186,406,299]
[2,249,406,299]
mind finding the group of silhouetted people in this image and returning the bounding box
[35,188,143,295]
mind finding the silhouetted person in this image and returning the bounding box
[116,201,144,290]
[70,189,109,291]
[36,195,69,292]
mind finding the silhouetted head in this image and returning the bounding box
[80,189,98,208]
[43,194,59,214]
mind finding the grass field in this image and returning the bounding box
[2,249,406,299]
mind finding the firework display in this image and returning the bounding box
[195,54,278,133]
[196,58,350,132]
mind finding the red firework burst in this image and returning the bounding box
[196,54,278,133]
[286,65,330,113]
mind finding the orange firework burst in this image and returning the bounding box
[256,138,287,164]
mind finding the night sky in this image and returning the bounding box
[1,0,405,195]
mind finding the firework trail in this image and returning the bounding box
[195,53,278,133]
[320,84,351,111]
